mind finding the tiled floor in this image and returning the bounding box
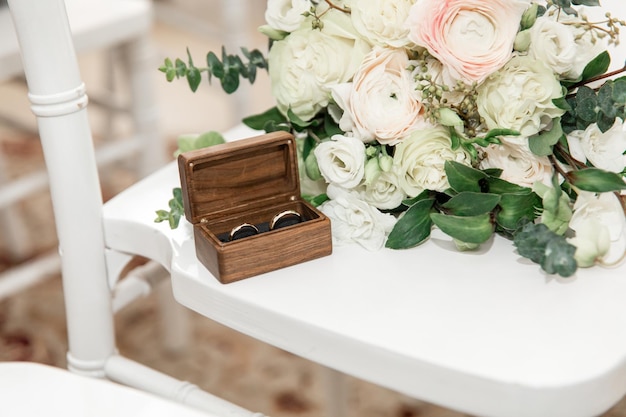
[1,3,626,417]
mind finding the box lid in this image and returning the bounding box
[178,131,300,224]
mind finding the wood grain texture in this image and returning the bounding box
[179,132,332,284]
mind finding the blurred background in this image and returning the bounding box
[1,1,625,416]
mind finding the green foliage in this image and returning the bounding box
[514,222,578,278]
[154,132,227,229]
[174,131,225,157]
[386,162,543,254]
[159,47,267,94]
[154,188,185,229]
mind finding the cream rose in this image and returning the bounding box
[265,0,313,33]
[356,170,406,210]
[567,192,626,267]
[332,47,426,145]
[406,0,530,84]
[319,184,397,251]
[394,126,472,197]
[314,135,366,189]
[527,13,604,81]
[566,119,626,174]
[477,55,565,137]
[348,0,416,48]
[268,9,371,121]
[479,138,553,188]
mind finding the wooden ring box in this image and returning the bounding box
[178,131,333,284]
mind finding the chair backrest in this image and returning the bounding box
[8,0,116,372]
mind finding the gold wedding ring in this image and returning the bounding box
[229,223,259,241]
[269,210,302,230]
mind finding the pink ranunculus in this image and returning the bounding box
[406,0,530,85]
[332,47,427,145]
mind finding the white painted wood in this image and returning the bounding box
[7,1,263,415]
[102,122,626,417]
[0,362,216,417]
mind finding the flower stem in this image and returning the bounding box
[324,0,350,13]
[569,65,626,91]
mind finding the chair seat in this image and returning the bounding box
[102,124,626,417]
[0,0,151,81]
[0,362,215,416]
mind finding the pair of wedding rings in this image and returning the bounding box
[228,210,302,241]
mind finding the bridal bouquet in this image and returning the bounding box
[159,0,626,277]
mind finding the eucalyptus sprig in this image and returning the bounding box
[159,47,267,94]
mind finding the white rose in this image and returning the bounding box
[479,136,553,188]
[265,0,313,33]
[314,135,366,189]
[566,119,626,173]
[319,184,397,251]
[406,0,530,84]
[268,9,371,121]
[347,0,415,48]
[567,192,626,267]
[477,55,565,137]
[394,126,472,197]
[332,47,426,145]
[356,170,406,210]
[527,13,604,81]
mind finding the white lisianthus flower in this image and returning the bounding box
[314,135,366,189]
[332,47,426,145]
[394,126,472,197]
[347,0,416,48]
[477,55,565,137]
[480,136,553,188]
[265,0,313,33]
[567,192,626,267]
[268,9,371,121]
[527,12,604,81]
[356,170,406,210]
[319,184,397,251]
[566,119,626,173]
[406,0,530,84]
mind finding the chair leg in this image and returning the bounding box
[105,354,267,416]
[0,150,33,263]
[118,33,192,352]
[323,367,348,417]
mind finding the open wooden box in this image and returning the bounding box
[178,131,332,284]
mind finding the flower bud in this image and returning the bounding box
[364,157,381,185]
[258,24,288,41]
[437,107,463,127]
[378,154,394,173]
[514,30,531,52]
[520,3,539,30]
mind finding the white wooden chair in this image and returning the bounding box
[0,0,162,298]
[7,0,626,416]
[0,361,219,417]
[6,0,262,415]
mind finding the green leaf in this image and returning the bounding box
[442,192,501,216]
[186,66,201,92]
[430,213,494,244]
[496,192,541,231]
[386,198,435,249]
[207,51,224,79]
[303,193,329,207]
[154,188,185,229]
[569,168,626,192]
[242,107,288,131]
[513,223,578,277]
[485,177,530,194]
[612,78,626,103]
[580,51,610,82]
[445,161,488,193]
[572,0,600,8]
[528,118,563,157]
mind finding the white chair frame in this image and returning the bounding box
[8,0,626,416]
[7,1,263,415]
